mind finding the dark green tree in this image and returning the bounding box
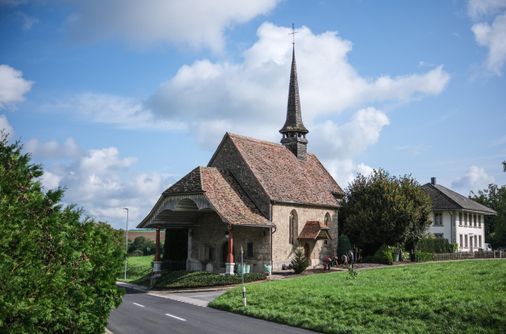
[342,169,432,255]
[471,184,506,248]
[290,248,309,274]
[0,134,124,333]
[337,234,352,258]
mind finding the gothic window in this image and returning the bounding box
[289,210,298,245]
[324,212,331,226]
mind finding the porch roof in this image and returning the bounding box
[138,167,272,228]
[298,221,331,240]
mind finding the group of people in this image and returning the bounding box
[322,250,355,271]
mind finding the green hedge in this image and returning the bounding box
[417,238,455,253]
[415,252,435,262]
[373,244,393,265]
[153,271,267,289]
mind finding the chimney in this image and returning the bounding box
[431,177,436,185]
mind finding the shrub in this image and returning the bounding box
[153,271,267,289]
[128,236,157,256]
[0,136,124,333]
[131,249,144,257]
[373,244,393,265]
[337,234,353,258]
[417,237,453,253]
[291,248,309,274]
[415,252,434,262]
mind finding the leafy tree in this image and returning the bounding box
[128,236,157,256]
[471,184,506,248]
[337,234,352,258]
[0,135,124,333]
[290,248,309,274]
[342,169,432,255]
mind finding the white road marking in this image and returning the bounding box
[132,302,145,308]
[165,313,187,322]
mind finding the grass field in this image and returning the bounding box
[118,255,152,282]
[210,260,506,334]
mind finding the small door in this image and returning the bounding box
[304,242,311,259]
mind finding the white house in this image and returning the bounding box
[421,177,496,252]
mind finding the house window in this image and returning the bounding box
[434,213,443,226]
[464,213,468,226]
[474,235,477,248]
[470,237,473,249]
[324,212,331,226]
[247,242,254,258]
[465,235,468,248]
[459,234,463,248]
[434,233,444,239]
[479,235,482,248]
[289,210,298,245]
[473,214,477,227]
[478,215,482,228]
[459,212,462,226]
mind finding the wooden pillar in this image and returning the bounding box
[155,225,161,262]
[227,225,234,263]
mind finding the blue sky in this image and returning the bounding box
[1,0,505,229]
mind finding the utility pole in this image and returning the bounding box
[124,207,129,280]
[241,246,246,306]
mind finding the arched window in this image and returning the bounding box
[324,212,331,226]
[289,210,298,245]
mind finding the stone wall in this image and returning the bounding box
[186,213,270,273]
[271,203,338,270]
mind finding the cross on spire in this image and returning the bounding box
[289,23,297,46]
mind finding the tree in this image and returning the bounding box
[0,134,124,333]
[290,248,309,274]
[342,169,432,255]
[471,184,506,248]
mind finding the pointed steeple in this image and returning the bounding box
[280,44,308,160]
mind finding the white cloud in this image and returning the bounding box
[0,114,13,138]
[471,13,506,75]
[38,144,173,229]
[65,0,279,51]
[468,0,506,19]
[0,64,33,109]
[451,165,495,193]
[26,137,81,160]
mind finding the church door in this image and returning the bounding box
[163,229,188,270]
[304,242,311,260]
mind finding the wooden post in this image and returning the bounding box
[227,225,234,263]
[155,225,161,262]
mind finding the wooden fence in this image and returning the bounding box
[432,251,505,261]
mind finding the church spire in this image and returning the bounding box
[280,31,308,160]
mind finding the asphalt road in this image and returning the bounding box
[108,288,317,334]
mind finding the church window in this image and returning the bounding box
[324,213,331,226]
[289,210,298,245]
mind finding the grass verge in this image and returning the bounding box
[210,260,506,333]
[117,255,152,282]
[148,271,267,289]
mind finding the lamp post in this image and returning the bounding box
[123,207,129,280]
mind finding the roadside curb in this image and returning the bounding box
[116,281,148,292]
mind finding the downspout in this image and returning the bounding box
[449,211,454,244]
[269,203,273,275]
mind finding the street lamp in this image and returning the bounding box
[124,207,129,280]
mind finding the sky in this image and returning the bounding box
[1,0,505,229]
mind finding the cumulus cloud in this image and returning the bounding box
[469,0,506,75]
[65,0,279,51]
[0,114,14,138]
[37,144,173,229]
[451,165,495,193]
[25,137,81,160]
[0,64,33,109]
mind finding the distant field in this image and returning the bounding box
[118,256,152,282]
[210,260,506,334]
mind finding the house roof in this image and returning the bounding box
[421,183,496,215]
[298,221,331,240]
[219,133,342,207]
[160,167,272,227]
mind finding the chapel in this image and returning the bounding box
[138,46,343,273]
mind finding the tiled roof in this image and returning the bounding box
[298,221,331,240]
[162,167,271,226]
[422,183,496,215]
[226,133,342,207]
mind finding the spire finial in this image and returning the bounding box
[289,23,297,46]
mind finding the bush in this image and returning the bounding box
[153,271,267,289]
[128,236,157,256]
[417,237,453,253]
[131,249,144,257]
[337,234,353,258]
[0,136,124,333]
[415,252,434,262]
[373,244,393,265]
[291,248,309,274]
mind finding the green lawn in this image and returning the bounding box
[210,260,506,334]
[118,255,152,282]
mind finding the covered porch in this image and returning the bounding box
[138,167,273,275]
